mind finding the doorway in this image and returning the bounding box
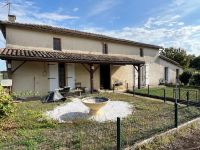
[100,64,111,89]
[58,63,66,88]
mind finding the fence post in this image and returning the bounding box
[117,117,121,150]
[179,87,181,102]
[196,90,198,101]
[187,91,189,107]
[174,87,178,128]
[126,83,129,92]
[175,102,178,128]
[164,89,166,103]
[148,85,150,95]
[133,86,135,96]
[199,89,200,102]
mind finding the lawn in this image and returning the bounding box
[137,121,200,150]
[0,93,200,149]
[134,86,199,102]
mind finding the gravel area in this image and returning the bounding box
[45,98,133,122]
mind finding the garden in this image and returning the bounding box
[1,88,200,149]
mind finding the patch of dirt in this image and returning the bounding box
[164,129,200,150]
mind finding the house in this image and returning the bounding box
[0,15,182,95]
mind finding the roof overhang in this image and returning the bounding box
[0,48,145,65]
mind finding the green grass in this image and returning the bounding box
[135,86,199,102]
[0,93,200,149]
[136,122,199,150]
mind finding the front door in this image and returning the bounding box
[49,62,59,91]
[58,63,66,88]
[67,64,75,89]
[100,64,111,89]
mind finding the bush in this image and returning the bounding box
[190,73,200,86]
[179,71,192,85]
[0,86,14,118]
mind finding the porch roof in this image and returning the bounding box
[0,48,145,65]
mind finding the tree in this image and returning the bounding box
[190,56,200,70]
[179,71,192,85]
[190,73,200,86]
[160,47,190,69]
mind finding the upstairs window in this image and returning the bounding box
[53,38,61,51]
[140,48,144,57]
[103,43,108,54]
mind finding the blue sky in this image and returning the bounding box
[0,0,200,71]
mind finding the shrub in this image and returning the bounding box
[0,86,14,118]
[179,71,192,85]
[190,73,200,86]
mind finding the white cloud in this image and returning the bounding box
[73,7,79,12]
[89,0,121,17]
[0,0,79,25]
[33,13,79,21]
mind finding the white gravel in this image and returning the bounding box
[45,98,133,122]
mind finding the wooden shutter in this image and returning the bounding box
[53,38,61,51]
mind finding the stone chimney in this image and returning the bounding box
[8,15,16,23]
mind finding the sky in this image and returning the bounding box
[0,0,200,71]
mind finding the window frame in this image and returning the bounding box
[53,38,61,51]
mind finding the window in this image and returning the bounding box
[140,48,144,57]
[164,67,169,81]
[103,43,108,54]
[53,38,61,50]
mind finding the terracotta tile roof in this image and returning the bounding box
[0,21,162,49]
[0,48,145,65]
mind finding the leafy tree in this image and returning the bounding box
[190,56,200,70]
[179,71,192,85]
[190,73,200,86]
[160,47,190,69]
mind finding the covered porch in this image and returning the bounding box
[0,48,145,94]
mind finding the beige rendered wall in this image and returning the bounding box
[11,61,49,95]
[6,27,158,57]
[111,65,134,91]
[149,58,183,86]
[75,64,100,91]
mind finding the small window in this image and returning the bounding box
[164,67,169,81]
[53,38,61,51]
[140,48,144,57]
[103,43,108,54]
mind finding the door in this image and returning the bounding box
[100,64,111,89]
[67,64,75,89]
[58,63,66,88]
[49,63,59,91]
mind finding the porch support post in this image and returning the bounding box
[89,64,94,94]
[138,65,141,89]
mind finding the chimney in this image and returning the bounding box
[8,15,16,23]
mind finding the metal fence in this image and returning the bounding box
[131,85,200,106]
